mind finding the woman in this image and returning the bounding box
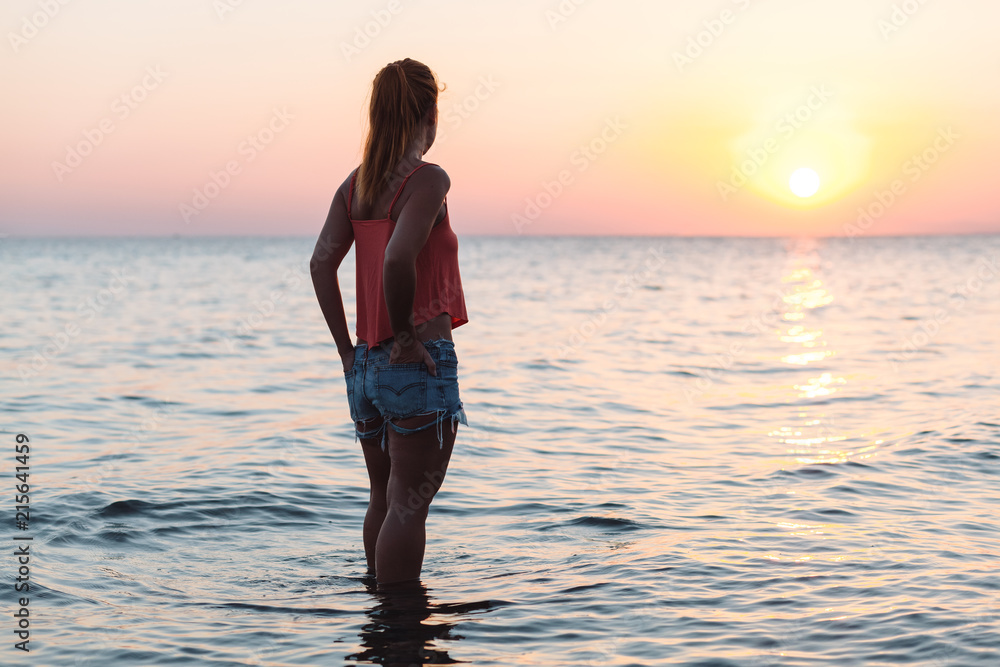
[310,58,469,587]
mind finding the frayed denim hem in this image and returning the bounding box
[375,406,468,452]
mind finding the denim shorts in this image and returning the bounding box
[344,336,468,451]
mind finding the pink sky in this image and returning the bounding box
[3,0,999,237]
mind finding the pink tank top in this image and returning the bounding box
[346,163,469,347]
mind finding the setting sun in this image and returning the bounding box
[790,168,820,198]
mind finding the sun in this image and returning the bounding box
[789,168,820,198]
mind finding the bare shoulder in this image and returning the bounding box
[410,163,450,196]
[335,168,358,204]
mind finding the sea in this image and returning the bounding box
[2,234,998,666]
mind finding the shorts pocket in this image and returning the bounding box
[374,363,428,419]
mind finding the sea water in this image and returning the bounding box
[2,234,998,666]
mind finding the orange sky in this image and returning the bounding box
[2,0,999,237]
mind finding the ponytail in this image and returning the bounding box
[357,58,443,207]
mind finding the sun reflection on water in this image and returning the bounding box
[777,266,836,365]
[770,241,856,466]
[794,372,845,399]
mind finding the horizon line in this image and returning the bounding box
[3,230,999,241]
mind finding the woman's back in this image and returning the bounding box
[346,161,468,349]
[348,162,445,224]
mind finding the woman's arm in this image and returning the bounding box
[383,165,450,348]
[311,180,355,362]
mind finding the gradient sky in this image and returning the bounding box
[3,0,999,237]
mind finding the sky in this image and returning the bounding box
[2,0,999,237]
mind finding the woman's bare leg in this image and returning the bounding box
[358,418,391,574]
[376,415,456,585]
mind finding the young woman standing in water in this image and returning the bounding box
[311,58,469,587]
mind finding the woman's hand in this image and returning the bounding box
[340,347,356,374]
[388,337,437,376]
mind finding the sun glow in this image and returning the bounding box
[789,168,820,197]
[723,95,873,212]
